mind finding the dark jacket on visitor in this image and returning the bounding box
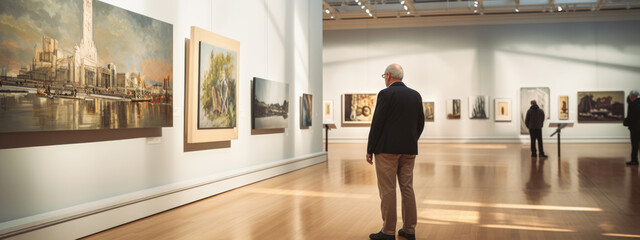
[625,98,640,130]
[367,81,424,155]
[525,104,545,130]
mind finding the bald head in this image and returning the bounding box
[383,64,404,87]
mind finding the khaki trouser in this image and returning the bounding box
[375,153,417,235]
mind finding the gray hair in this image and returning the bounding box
[385,64,404,80]
[631,90,639,97]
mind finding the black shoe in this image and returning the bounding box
[398,229,415,240]
[626,161,639,166]
[531,154,537,157]
[370,231,395,240]
[540,154,548,158]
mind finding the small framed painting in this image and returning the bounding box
[323,100,334,123]
[446,99,461,119]
[494,98,511,122]
[423,102,434,121]
[559,96,569,120]
[469,96,489,119]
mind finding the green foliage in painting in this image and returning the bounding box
[200,51,236,127]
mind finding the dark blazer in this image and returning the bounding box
[525,105,545,130]
[367,81,425,155]
[625,98,640,130]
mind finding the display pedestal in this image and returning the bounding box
[549,122,574,159]
[323,123,337,152]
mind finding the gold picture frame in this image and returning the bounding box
[185,26,239,144]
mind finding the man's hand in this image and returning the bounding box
[366,153,373,165]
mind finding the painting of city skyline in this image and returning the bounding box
[577,91,624,123]
[252,78,289,130]
[0,0,173,133]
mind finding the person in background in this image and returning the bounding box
[624,90,640,165]
[525,100,548,158]
[366,63,424,240]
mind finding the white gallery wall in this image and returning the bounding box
[323,20,640,143]
[0,0,323,239]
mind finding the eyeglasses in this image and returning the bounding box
[381,73,387,78]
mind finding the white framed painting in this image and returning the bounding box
[494,98,511,122]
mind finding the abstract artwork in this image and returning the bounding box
[342,93,376,125]
[0,0,173,133]
[577,91,625,123]
[423,102,434,121]
[520,87,549,134]
[469,96,489,119]
[323,100,334,123]
[253,77,289,130]
[559,96,569,120]
[494,98,511,122]
[446,99,461,119]
[186,27,239,143]
[300,94,312,128]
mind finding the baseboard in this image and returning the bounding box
[324,137,630,144]
[0,152,327,240]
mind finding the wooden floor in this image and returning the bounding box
[83,143,640,240]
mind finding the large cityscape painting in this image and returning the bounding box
[0,0,173,133]
[577,91,625,123]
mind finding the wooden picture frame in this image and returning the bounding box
[494,98,511,122]
[185,26,239,144]
[559,95,569,120]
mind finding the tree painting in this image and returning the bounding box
[198,42,237,129]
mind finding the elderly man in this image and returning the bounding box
[525,100,547,158]
[625,90,640,165]
[366,64,424,240]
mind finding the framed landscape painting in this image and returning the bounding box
[342,93,377,125]
[423,102,434,121]
[252,77,289,130]
[520,87,549,134]
[447,99,461,119]
[0,0,173,133]
[323,100,334,123]
[469,96,489,119]
[577,91,624,123]
[495,98,511,122]
[186,26,239,143]
[559,96,569,120]
[300,94,312,128]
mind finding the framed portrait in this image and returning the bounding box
[186,26,239,143]
[469,96,489,119]
[446,99,461,119]
[423,102,434,121]
[577,91,625,123]
[252,77,289,130]
[300,94,312,128]
[520,87,550,134]
[494,98,511,122]
[559,96,569,120]
[0,0,173,133]
[342,93,377,126]
[323,100,334,123]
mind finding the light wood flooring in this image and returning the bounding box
[83,143,640,240]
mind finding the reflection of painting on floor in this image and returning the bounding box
[447,99,461,119]
[520,87,549,134]
[423,102,434,121]
[577,91,624,123]
[342,93,376,125]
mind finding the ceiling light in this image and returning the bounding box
[407,11,410,14]
[331,15,334,19]
[368,12,372,17]
[355,0,359,2]
[358,2,362,5]
[404,5,408,10]
[558,6,562,11]
[474,9,478,13]
[361,5,365,9]
[400,1,405,5]
[515,8,519,12]
[365,9,370,13]
[325,9,330,14]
